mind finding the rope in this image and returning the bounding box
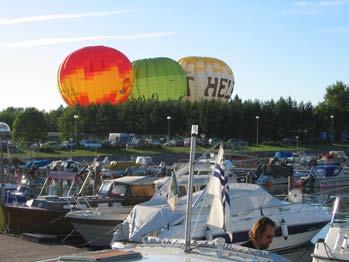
[65,223,117,248]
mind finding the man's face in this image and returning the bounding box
[257,224,275,250]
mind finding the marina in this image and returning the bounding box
[1,144,349,261]
[1,2,349,261]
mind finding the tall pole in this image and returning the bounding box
[74,115,79,144]
[184,124,198,253]
[295,136,299,152]
[330,115,334,144]
[0,122,10,200]
[167,116,171,144]
[256,116,260,145]
[0,137,3,188]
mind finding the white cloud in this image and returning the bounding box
[285,0,348,15]
[0,10,130,25]
[0,32,176,47]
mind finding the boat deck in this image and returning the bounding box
[0,233,314,261]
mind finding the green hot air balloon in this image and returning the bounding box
[131,57,187,101]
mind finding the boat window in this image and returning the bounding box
[62,180,71,197]
[131,185,155,197]
[97,181,113,195]
[47,180,59,196]
[111,184,127,196]
[200,185,206,190]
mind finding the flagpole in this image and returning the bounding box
[184,124,198,253]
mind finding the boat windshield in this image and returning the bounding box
[45,178,79,197]
[97,181,113,195]
[111,184,127,196]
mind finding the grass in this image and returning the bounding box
[4,143,348,160]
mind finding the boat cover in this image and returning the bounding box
[112,183,283,242]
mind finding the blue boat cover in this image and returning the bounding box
[311,165,342,177]
[274,151,293,159]
[23,159,51,168]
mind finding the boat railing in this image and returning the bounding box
[329,196,349,226]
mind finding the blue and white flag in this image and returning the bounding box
[207,164,232,240]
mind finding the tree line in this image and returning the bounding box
[1,81,348,145]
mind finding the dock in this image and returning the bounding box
[0,234,88,262]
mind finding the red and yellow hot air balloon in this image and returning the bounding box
[58,46,133,106]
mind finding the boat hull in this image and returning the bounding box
[66,207,130,247]
[70,221,117,247]
[221,222,327,251]
[4,205,73,235]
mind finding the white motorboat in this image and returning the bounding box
[295,165,349,189]
[65,174,222,247]
[113,182,330,251]
[312,197,349,261]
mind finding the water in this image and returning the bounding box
[272,185,349,262]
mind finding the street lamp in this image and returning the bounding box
[255,116,260,145]
[200,133,206,148]
[0,122,11,197]
[330,115,334,144]
[167,116,172,144]
[74,115,79,144]
[295,136,299,152]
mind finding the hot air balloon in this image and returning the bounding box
[131,57,187,101]
[58,46,133,106]
[178,57,234,102]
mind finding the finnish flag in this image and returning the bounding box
[207,164,232,241]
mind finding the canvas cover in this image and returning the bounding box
[112,183,283,243]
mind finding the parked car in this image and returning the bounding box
[208,138,222,146]
[225,139,248,148]
[282,137,297,145]
[0,141,19,153]
[40,141,63,150]
[82,140,102,149]
[164,139,183,147]
[61,140,76,149]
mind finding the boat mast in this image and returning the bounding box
[184,125,198,253]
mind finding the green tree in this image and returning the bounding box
[46,105,65,131]
[57,106,82,141]
[12,108,48,145]
[0,107,24,129]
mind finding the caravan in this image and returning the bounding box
[108,133,135,146]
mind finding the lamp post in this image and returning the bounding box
[167,116,172,144]
[74,115,79,144]
[330,115,334,144]
[200,133,206,148]
[295,136,299,152]
[0,122,11,198]
[256,116,260,145]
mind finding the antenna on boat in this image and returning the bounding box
[330,196,340,227]
[184,124,198,253]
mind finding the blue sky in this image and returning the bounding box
[0,0,348,111]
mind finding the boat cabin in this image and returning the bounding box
[96,176,159,206]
